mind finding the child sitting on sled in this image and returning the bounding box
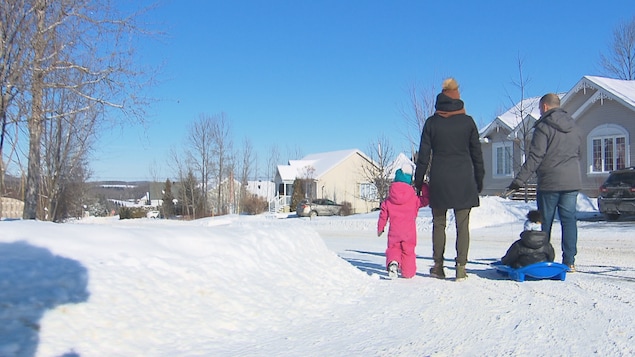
[500,210,555,268]
[377,164,429,278]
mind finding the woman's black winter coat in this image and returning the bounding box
[413,95,485,210]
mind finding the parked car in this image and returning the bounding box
[296,198,342,218]
[598,166,635,220]
[146,210,160,219]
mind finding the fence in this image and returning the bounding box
[1,197,24,219]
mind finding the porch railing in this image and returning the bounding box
[269,195,291,213]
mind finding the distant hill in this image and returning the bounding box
[89,181,152,201]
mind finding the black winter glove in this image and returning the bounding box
[501,181,522,199]
[476,178,483,193]
[507,182,522,191]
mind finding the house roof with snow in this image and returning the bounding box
[479,96,541,138]
[388,152,415,175]
[563,75,635,117]
[498,96,542,128]
[277,149,372,181]
[480,94,565,139]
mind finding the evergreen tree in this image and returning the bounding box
[291,177,309,210]
[162,179,175,218]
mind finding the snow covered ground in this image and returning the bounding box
[1,195,634,356]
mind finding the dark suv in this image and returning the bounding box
[598,167,635,220]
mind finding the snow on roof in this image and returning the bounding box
[388,153,414,175]
[277,165,300,181]
[570,76,635,109]
[288,159,317,169]
[480,93,565,138]
[277,149,368,181]
[300,149,366,179]
[497,96,542,129]
[478,97,541,138]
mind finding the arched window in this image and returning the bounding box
[587,124,629,173]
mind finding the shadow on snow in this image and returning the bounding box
[342,249,501,279]
[0,241,89,357]
[341,251,635,282]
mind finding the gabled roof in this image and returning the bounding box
[277,164,303,181]
[479,96,541,138]
[480,94,566,139]
[388,152,414,175]
[563,76,635,118]
[479,117,513,138]
[497,96,542,129]
[277,149,371,181]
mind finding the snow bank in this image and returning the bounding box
[1,219,369,356]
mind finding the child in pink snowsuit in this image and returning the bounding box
[377,166,429,278]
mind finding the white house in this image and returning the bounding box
[273,149,379,214]
[245,180,276,201]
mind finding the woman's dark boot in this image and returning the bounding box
[430,263,445,279]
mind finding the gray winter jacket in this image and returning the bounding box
[512,108,582,191]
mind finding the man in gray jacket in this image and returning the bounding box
[507,93,582,272]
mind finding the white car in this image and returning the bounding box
[146,210,160,219]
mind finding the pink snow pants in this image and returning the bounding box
[386,240,417,278]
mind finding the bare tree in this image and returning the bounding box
[362,135,394,203]
[168,146,191,217]
[299,165,316,197]
[22,0,48,219]
[2,0,159,219]
[148,159,161,183]
[186,113,216,216]
[181,112,234,216]
[504,55,536,201]
[399,81,437,156]
[180,169,201,219]
[505,55,535,159]
[0,0,31,218]
[40,84,98,221]
[286,144,304,163]
[600,16,635,80]
[239,138,255,203]
[168,144,200,219]
[266,144,280,181]
[225,154,238,214]
[211,113,232,215]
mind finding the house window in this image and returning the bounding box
[588,125,629,173]
[360,183,377,201]
[492,142,513,177]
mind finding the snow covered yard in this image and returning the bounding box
[1,196,634,356]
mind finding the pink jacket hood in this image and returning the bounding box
[386,182,417,205]
[377,182,429,241]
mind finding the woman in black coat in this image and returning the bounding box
[414,78,485,281]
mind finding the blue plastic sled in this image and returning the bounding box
[491,261,569,282]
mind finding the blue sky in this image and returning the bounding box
[93,0,635,181]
